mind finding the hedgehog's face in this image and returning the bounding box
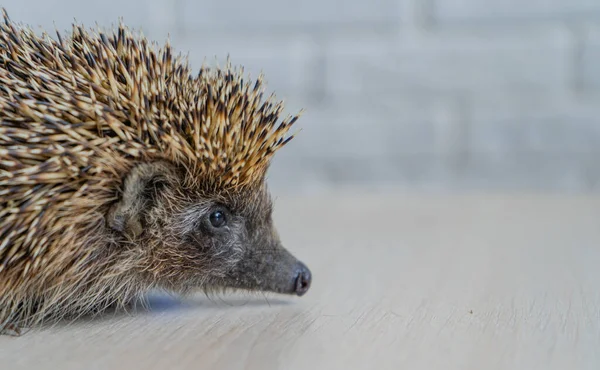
[107,161,311,298]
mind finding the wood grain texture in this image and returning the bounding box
[1,192,599,370]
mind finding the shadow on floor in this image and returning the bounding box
[19,291,292,335]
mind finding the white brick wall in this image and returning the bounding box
[434,0,600,22]
[468,93,600,154]
[180,0,400,28]
[1,0,600,194]
[325,28,572,95]
[582,24,600,91]
[2,0,175,39]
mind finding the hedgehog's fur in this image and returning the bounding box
[0,10,310,335]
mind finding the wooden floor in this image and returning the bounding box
[2,192,600,370]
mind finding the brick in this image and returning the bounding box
[434,0,600,23]
[266,92,600,194]
[277,94,467,160]
[582,25,600,91]
[170,34,321,97]
[2,0,175,40]
[325,28,572,97]
[264,91,473,192]
[267,154,450,194]
[466,93,600,156]
[461,154,600,192]
[268,151,600,194]
[180,0,400,30]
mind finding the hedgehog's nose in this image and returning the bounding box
[294,262,311,296]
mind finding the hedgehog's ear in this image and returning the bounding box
[107,161,176,238]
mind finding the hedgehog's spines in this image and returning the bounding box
[0,8,303,329]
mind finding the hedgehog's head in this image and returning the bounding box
[107,159,311,298]
[105,67,310,298]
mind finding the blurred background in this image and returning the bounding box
[3,0,600,196]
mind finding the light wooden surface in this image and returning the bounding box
[2,192,600,370]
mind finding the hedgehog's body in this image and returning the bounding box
[0,11,310,335]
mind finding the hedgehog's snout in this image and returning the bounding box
[293,261,311,296]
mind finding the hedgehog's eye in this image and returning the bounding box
[209,210,226,228]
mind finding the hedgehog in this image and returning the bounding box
[0,10,312,335]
